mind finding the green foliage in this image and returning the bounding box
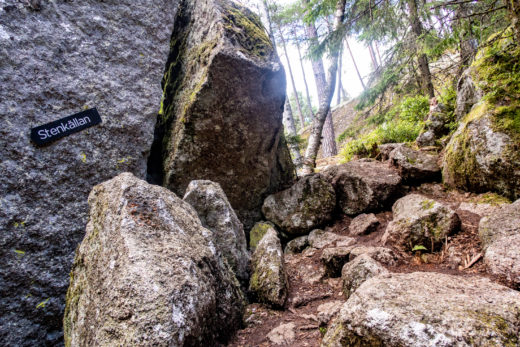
[285,133,305,147]
[438,85,458,132]
[340,95,427,162]
[412,245,427,252]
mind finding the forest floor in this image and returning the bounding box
[227,182,513,347]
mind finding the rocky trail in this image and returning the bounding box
[229,154,519,346]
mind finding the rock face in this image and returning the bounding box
[479,200,520,287]
[388,144,441,183]
[442,102,520,200]
[249,228,288,308]
[262,174,336,236]
[64,173,244,346]
[349,213,379,236]
[416,101,450,147]
[0,1,178,345]
[183,180,249,283]
[322,159,403,215]
[443,31,520,201]
[323,272,520,347]
[341,254,388,299]
[382,194,459,251]
[148,0,295,230]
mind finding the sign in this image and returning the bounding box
[31,108,102,146]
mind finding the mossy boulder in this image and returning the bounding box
[262,174,336,236]
[341,254,388,299]
[249,221,275,252]
[382,194,460,252]
[388,144,441,183]
[249,228,288,308]
[64,173,244,346]
[443,29,520,200]
[148,0,295,231]
[479,199,520,288]
[323,272,520,347]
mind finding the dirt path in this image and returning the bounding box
[228,183,512,347]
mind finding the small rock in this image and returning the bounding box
[416,130,436,147]
[324,272,520,346]
[249,229,288,308]
[267,322,296,345]
[479,199,520,287]
[388,144,441,183]
[341,254,388,299]
[378,143,403,161]
[249,221,275,252]
[262,174,336,235]
[321,159,402,215]
[382,194,460,252]
[349,213,380,236]
[320,247,353,278]
[348,246,399,266]
[284,235,309,254]
[308,229,355,249]
[316,301,343,326]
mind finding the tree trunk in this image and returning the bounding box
[336,42,343,105]
[279,26,306,128]
[295,32,315,120]
[407,0,435,98]
[283,99,302,167]
[301,0,346,174]
[345,38,366,91]
[368,43,378,70]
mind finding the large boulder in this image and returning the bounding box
[183,180,249,283]
[322,159,403,215]
[442,31,520,200]
[149,0,295,231]
[388,144,441,183]
[64,173,244,346]
[249,221,275,252]
[382,194,460,252]
[249,228,288,308]
[323,272,520,347]
[262,174,336,236]
[0,1,178,344]
[479,199,520,288]
[442,102,520,200]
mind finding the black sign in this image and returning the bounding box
[31,108,102,146]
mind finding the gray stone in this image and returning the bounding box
[183,179,249,283]
[320,247,353,278]
[378,143,403,161]
[316,301,343,326]
[322,159,402,215]
[455,67,483,120]
[267,322,296,345]
[416,130,436,147]
[382,194,460,252]
[349,213,379,236]
[284,235,309,254]
[308,229,355,250]
[249,228,288,308]
[152,0,295,231]
[348,246,399,266]
[262,174,336,235]
[479,200,520,287]
[388,144,441,183]
[64,173,244,346]
[341,254,388,299]
[323,272,520,347]
[0,1,178,345]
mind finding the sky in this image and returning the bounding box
[239,0,374,108]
